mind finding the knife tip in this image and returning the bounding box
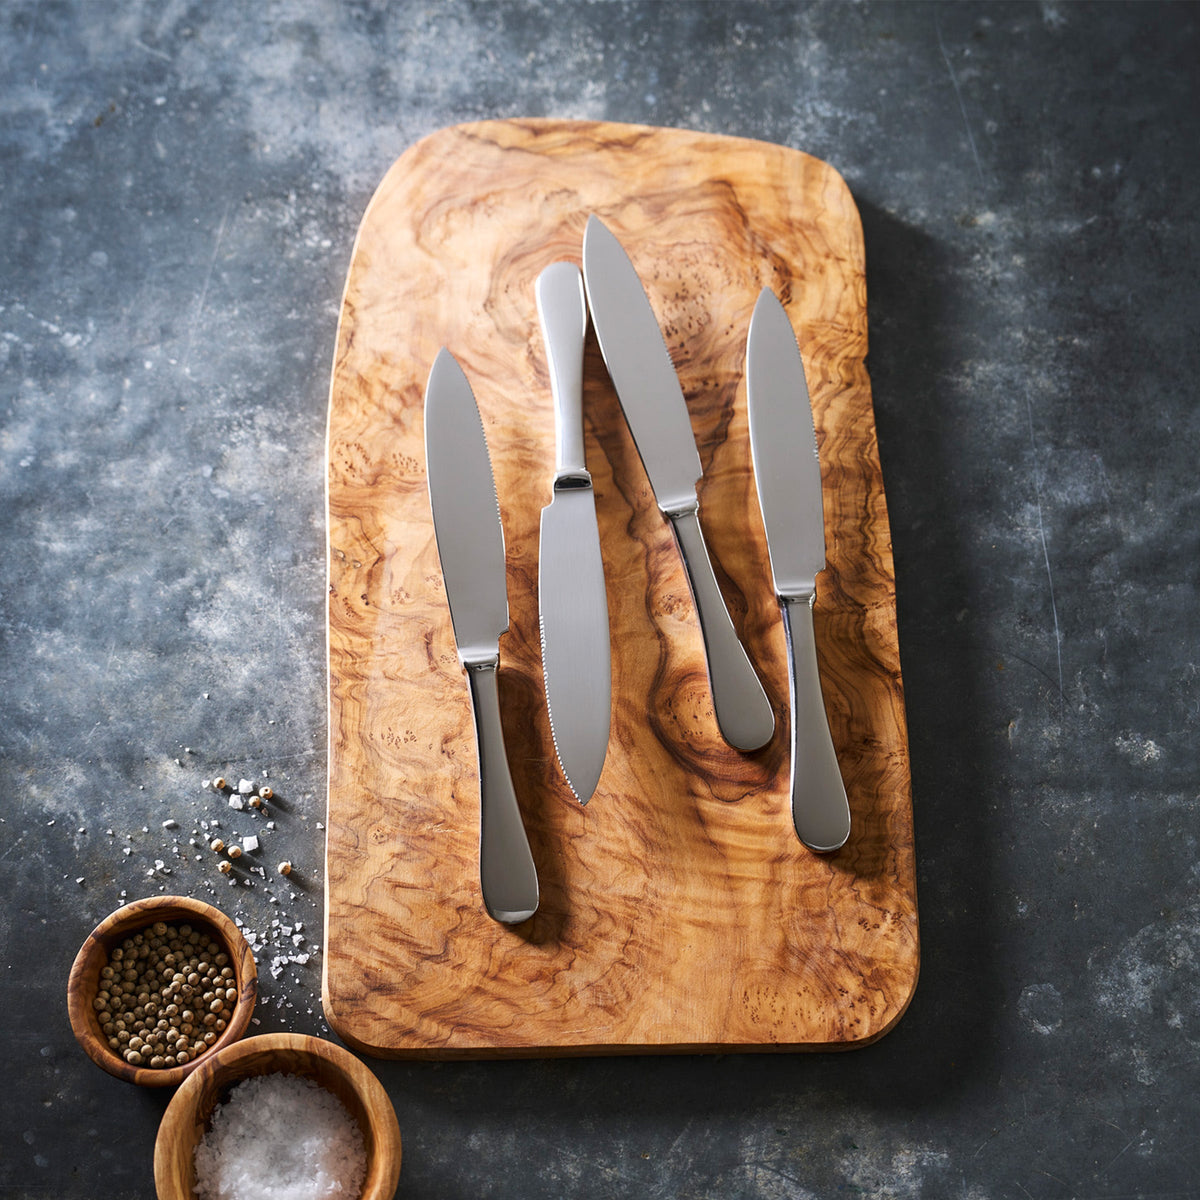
[426,346,464,396]
[752,286,783,316]
[558,755,602,806]
[583,213,614,252]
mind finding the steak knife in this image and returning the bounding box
[424,348,540,922]
[536,262,611,803]
[745,288,851,852]
[582,216,774,752]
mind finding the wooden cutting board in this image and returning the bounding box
[323,119,918,1058]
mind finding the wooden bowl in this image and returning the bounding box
[67,895,257,1088]
[154,1032,402,1200]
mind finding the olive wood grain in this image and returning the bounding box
[323,119,918,1057]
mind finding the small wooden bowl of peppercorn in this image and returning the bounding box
[67,895,257,1088]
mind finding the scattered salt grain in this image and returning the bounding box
[193,1072,366,1200]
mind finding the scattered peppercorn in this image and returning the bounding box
[277,861,292,877]
[258,786,274,801]
[94,921,234,1070]
[209,838,225,853]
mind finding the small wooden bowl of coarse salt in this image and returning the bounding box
[154,1032,402,1200]
[67,895,258,1088]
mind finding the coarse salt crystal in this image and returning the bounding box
[193,1072,367,1200]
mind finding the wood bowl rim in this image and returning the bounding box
[153,1031,402,1200]
[66,895,258,1088]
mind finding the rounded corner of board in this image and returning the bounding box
[849,956,922,1051]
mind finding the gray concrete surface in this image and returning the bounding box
[2,2,1197,1197]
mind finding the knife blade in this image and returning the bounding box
[745,287,850,852]
[424,347,540,922]
[536,262,611,803]
[582,215,774,752]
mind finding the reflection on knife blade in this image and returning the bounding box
[536,262,611,803]
[746,288,850,852]
[582,215,774,753]
[424,348,540,922]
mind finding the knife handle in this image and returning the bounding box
[464,659,540,924]
[666,504,775,751]
[536,262,588,477]
[779,594,851,852]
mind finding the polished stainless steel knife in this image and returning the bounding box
[745,288,851,852]
[582,215,774,752]
[424,348,540,922]
[536,262,611,803]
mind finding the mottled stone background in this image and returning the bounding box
[2,2,1197,1197]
